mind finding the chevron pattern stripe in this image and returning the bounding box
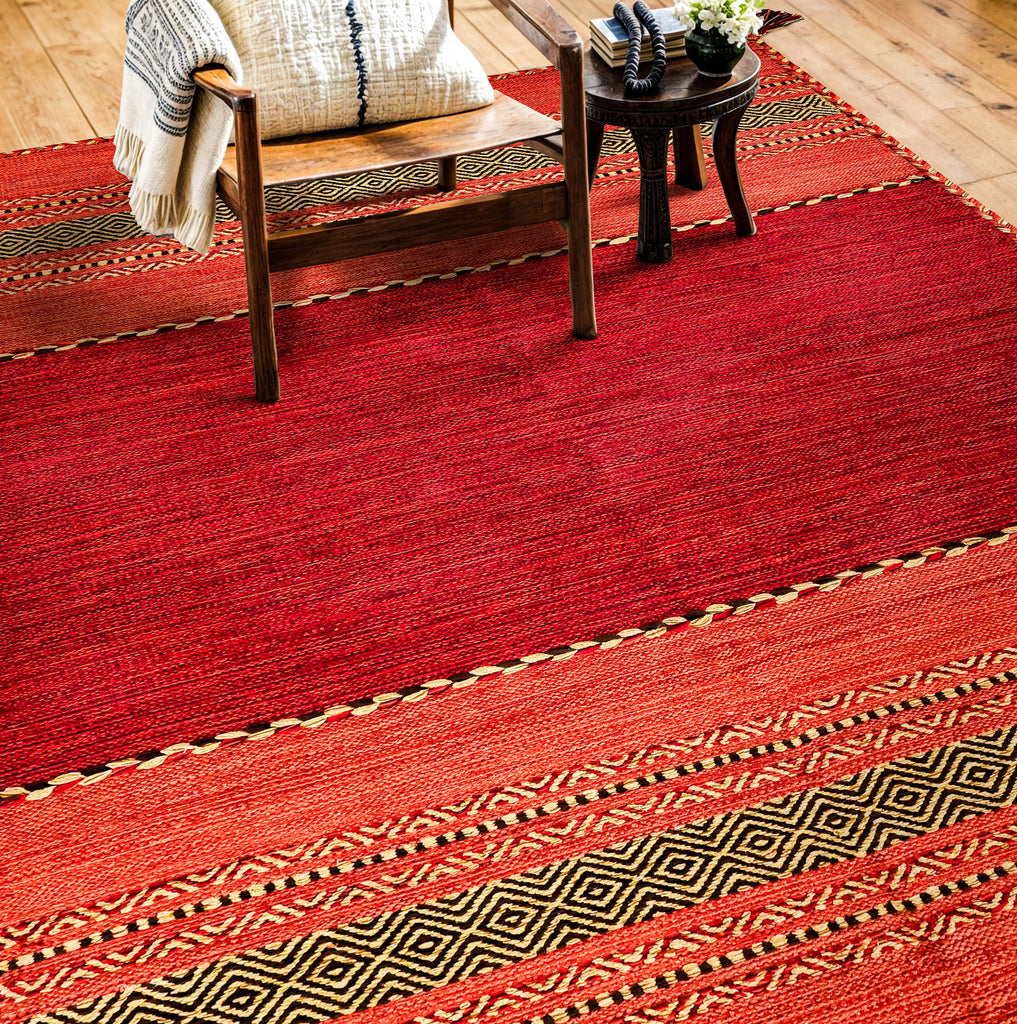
[409,824,1017,1024]
[27,725,1017,1024]
[7,648,1014,960]
[0,93,844,265]
[11,686,1015,997]
[538,868,1017,1024]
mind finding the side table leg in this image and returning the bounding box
[713,101,756,236]
[673,124,707,190]
[586,120,605,190]
[631,127,673,263]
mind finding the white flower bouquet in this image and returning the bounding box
[673,0,764,45]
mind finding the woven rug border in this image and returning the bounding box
[3,523,1015,809]
[1,39,1015,370]
[0,177,932,367]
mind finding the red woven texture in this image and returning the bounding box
[6,44,1017,1024]
[6,55,1017,1024]
[2,175,1017,793]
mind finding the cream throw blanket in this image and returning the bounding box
[115,0,241,255]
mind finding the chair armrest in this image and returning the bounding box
[488,0,581,66]
[193,65,256,111]
[488,0,588,195]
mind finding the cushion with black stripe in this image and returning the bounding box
[210,0,494,140]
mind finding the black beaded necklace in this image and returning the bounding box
[613,1,667,95]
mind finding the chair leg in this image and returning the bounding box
[564,195,597,340]
[233,98,280,403]
[586,120,605,190]
[437,156,457,191]
[560,47,597,340]
[240,211,280,403]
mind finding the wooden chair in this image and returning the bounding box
[193,0,596,403]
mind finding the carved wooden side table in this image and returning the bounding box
[585,48,761,263]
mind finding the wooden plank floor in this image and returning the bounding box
[3,0,1016,223]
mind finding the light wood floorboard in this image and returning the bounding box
[2,0,1015,222]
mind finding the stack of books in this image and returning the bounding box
[589,7,689,68]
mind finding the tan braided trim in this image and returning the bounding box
[2,525,1015,808]
[0,137,109,160]
[0,176,928,363]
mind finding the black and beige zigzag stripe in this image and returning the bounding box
[0,113,853,267]
[14,818,1017,1009]
[0,92,846,264]
[0,149,551,262]
[1,142,565,261]
[520,865,1017,1024]
[737,93,841,129]
[28,725,1017,1023]
[9,667,1015,980]
[30,870,1017,1024]
[405,822,1017,1024]
[6,647,1014,961]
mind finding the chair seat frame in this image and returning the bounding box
[193,0,597,402]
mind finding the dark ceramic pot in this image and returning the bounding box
[685,26,746,77]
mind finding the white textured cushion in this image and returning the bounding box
[209,0,495,140]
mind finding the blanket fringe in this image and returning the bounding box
[112,122,145,181]
[114,124,217,255]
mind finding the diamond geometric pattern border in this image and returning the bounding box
[408,823,1017,1024]
[5,649,1015,971]
[528,866,1017,1024]
[30,725,1017,1024]
[8,41,1017,1024]
[0,93,845,264]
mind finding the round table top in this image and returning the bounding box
[584,46,761,118]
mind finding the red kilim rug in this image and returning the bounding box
[3,33,1017,1024]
